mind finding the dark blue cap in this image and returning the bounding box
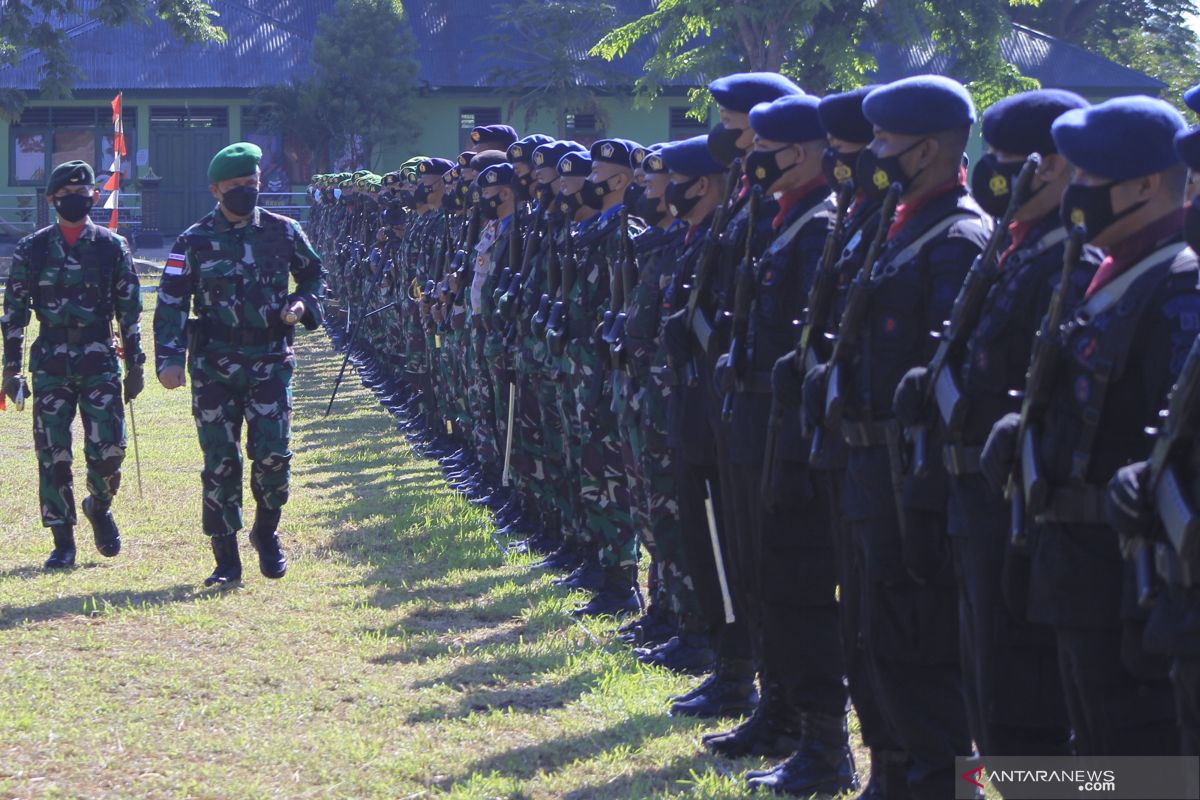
[642,149,669,174]
[981,89,1088,156]
[1184,85,1200,115]
[470,124,518,147]
[1176,127,1200,170]
[818,86,877,144]
[532,140,586,171]
[708,72,804,114]
[864,75,977,135]
[591,138,640,167]
[1052,96,1186,181]
[477,162,515,187]
[557,150,592,176]
[749,95,825,143]
[417,157,456,177]
[661,135,725,177]
[508,135,554,164]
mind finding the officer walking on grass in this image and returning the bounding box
[154,142,326,588]
[1,160,144,569]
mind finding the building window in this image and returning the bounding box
[565,112,602,147]
[669,106,710,141]
[9,106,137,186]
[459,107,502,152]
[243,111,316,188]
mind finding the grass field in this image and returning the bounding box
[0,289,862,800]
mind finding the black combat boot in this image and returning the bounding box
[248,507,287,579]
[204,534,243,588]
[534,541,579,571]
[44,524,76,569]
[637,631,716,675]
[81,495,121,557]
[669,660,759,719]
[554,553,605,591]
[858,749,912,800]
[703,679,803,758]
[571,565,643,618]
[745,711,860,796]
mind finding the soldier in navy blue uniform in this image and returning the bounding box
[894,90,1095,758]
[983,96,1199,755]
[805,76,990,799]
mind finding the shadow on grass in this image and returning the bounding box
[403,669,609,724]
[0,583,198,628]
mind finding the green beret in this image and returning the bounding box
[208,142,262,183]
[47,160,94,194]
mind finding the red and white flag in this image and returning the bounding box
[102,92,125,230]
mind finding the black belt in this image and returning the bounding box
[1035,484,1106,525]
[203,320,293,346]
[942,443,983,475]
[39,322,110,345]
[841,420,890,448]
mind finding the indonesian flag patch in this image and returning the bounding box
[164,253,186,275]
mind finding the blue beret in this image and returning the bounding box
[661,135,726,177]
[470,124,518,147]
[708,72,804,114]
[982,89,1088,156]
[863,75,977,135]
[818,86,877,144]
[508,134,554,164]
[532,140,586,171]
[477,163,515,187]
[1185,85,1200,115]
[749,95,825,143]
[1176,127,1200,170]
[417,157,456,177]
[591,138,639,167]
[642,149,668,175]
[557,150,592,177]
[1052,96,1186,181]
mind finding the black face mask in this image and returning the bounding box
[1186,197,1200,254]
[665,177,702,219]
[970,153,1025,218]
[482,191,508,220]
[708,123,742,168]
[441,190,460,213]
[457,182,472,204]
[414,184,433,205]
[515,171,534,202]
[856,139,925,200]
[558,190,583,218]
[54,193,93,223]
[382,200,407,226]
[221,184,259,216]
[398,188,416,206]
[1060,181,1146,240]
[821,147,860,191]
[582,176,616,210]
[635,193,667,226]
[623,181,646,211]
[535,181,556,208]
[746,147,795,193]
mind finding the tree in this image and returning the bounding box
[0,0,226,119]
[304,0,420,169]
[590,0,1039,115]
[484,0,629,137]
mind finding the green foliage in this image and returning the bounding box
[305,0,420,169]
[0,0,226,120]
[484,0,628,136]
[968,62,1041,112]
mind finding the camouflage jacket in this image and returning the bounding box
[2,220,142,376]
[153,205,326,372]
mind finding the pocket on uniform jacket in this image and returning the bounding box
[198,261,242,310]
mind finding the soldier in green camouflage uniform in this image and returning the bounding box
[154,142,325,588]
[1,160,144,569]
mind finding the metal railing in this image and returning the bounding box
[0,192,143,238]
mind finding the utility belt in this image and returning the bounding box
[38,322,110,346]
[195,319,294,348]
[841,419,890,448]
[1033,483,1106,525]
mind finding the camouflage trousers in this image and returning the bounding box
[487,334,512,477]
[190,348,293,537]
[466,328,499,473]
[31,370,126,527]
[568,342,634,568]
[555,359,588,548]
[507,348,546,499]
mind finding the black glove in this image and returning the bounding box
[2,370,20,404]
[1106,461,1153,556]
[893,366,931,429]
[802,363,829,435]
[981,412,1021,492]
[714,352,734,395]
[663,309,690,370]
[771,352,803,410]
[123,366,145,402]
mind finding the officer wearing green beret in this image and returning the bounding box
[1,160,144,568]
[153,142,326,588]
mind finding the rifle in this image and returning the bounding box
[324,249,389,417]
[610,206,638,371]
[760,181,855,503]
[811,184,902,463]
[1007,226,1086,546]
[910,155,1041,477]
[677,158,745,386]
[600,206,631,365]
[547,220,576,357]
[532,213,558,339]
[720,185,763,421]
